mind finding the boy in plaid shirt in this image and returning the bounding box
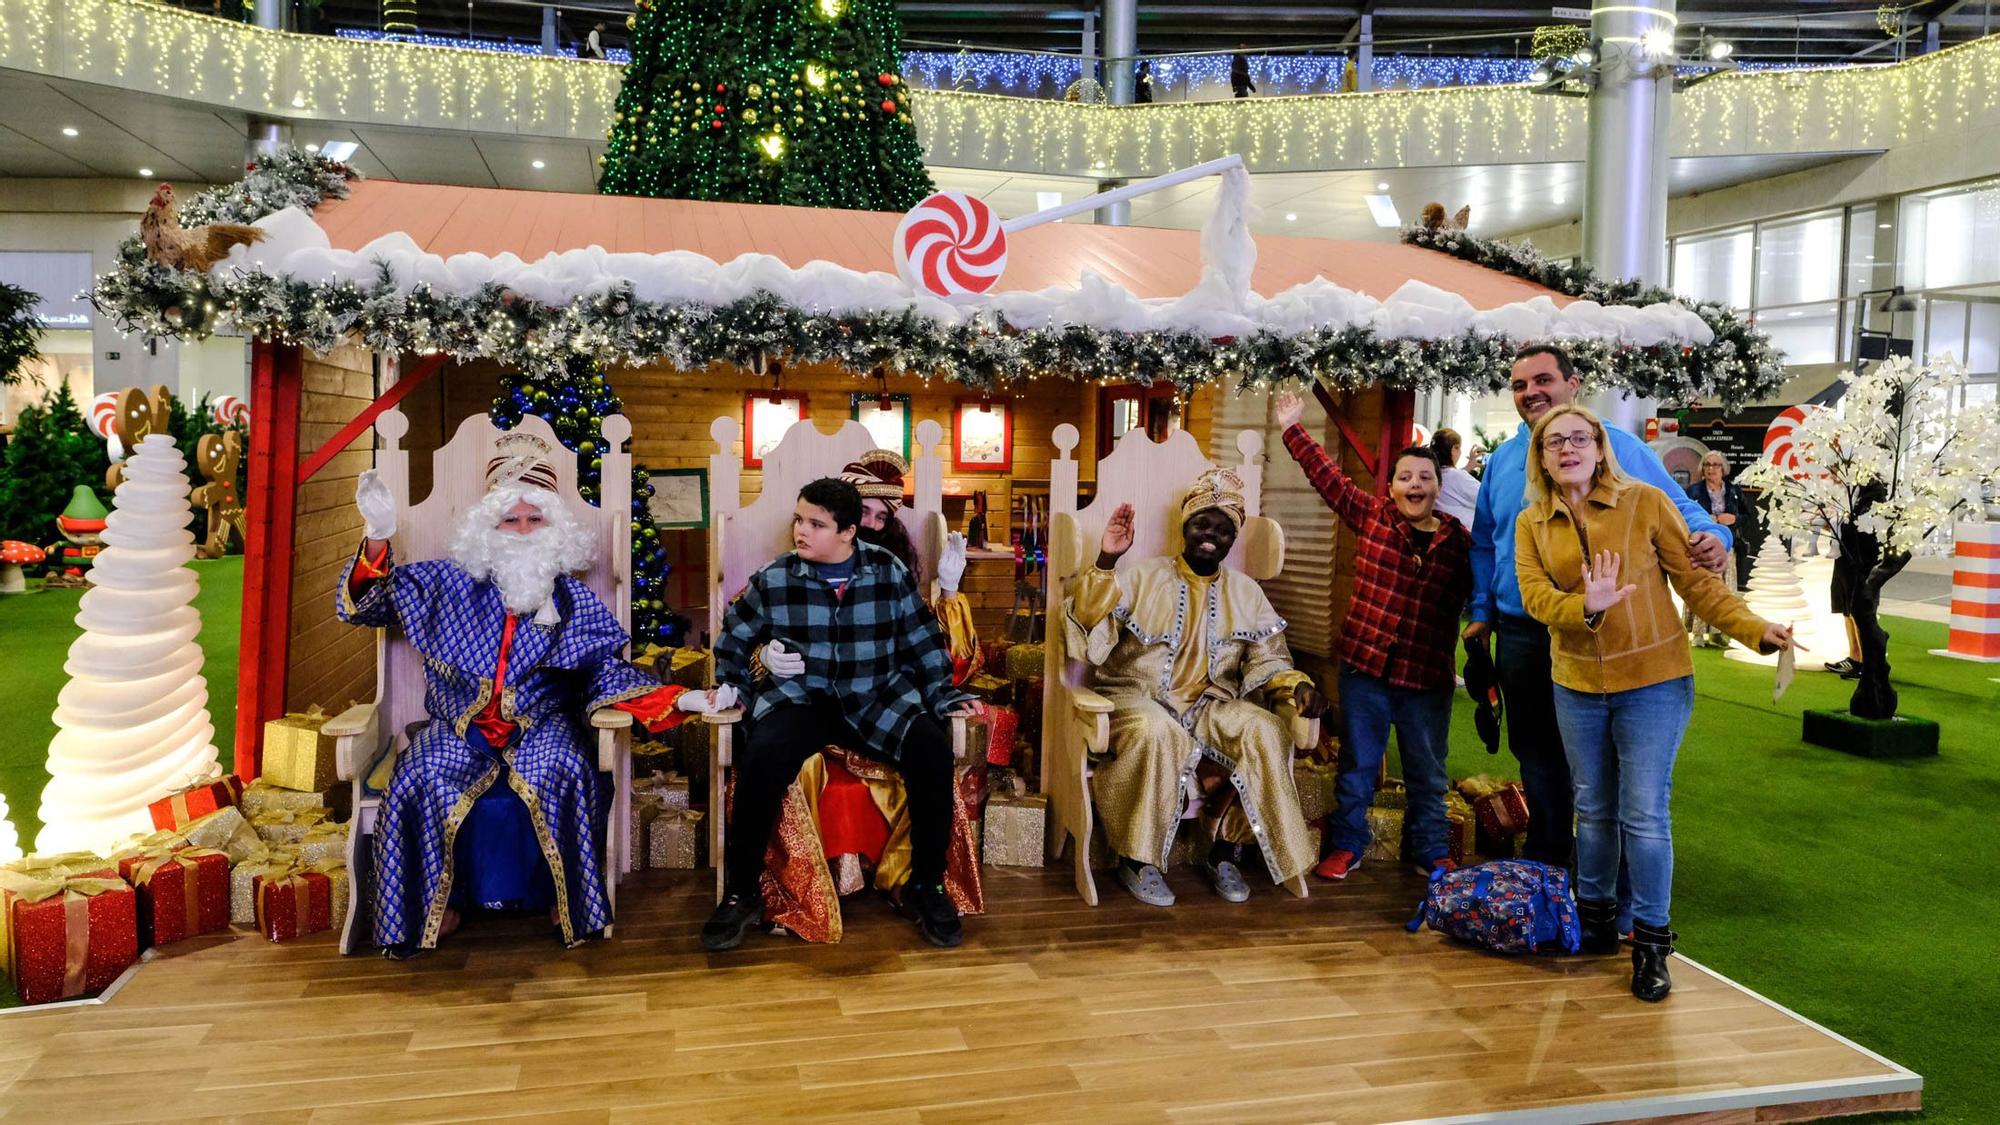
[1274,390,1472,880]
[703,478,979,951]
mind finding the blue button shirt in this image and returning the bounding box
[1469,420,1734,624]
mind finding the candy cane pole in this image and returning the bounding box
[1001,154,1245,234]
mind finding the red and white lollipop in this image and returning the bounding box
[89,392,122,439]
[211,394,249,428]
[894,192,1008,299]
[1763,404,1821,479]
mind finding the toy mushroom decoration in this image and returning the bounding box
[0,541,45,594]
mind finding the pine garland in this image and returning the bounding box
[1399,222,1787,408]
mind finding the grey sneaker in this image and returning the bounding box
[1117,863,1175,907]
[1201,859,1251,903]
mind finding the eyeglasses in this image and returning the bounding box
[1541,431,1597,452]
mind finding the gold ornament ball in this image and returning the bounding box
[624,14,635,28]
[748,83,762,97]
[742,108,758,123]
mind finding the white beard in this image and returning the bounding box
[448,485,596,624]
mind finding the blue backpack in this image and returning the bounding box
[1405,859,1581,955]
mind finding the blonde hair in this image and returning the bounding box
[1525,404,1631,501]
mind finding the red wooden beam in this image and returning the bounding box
[297,354,446,483]
[235,341,304,780]
[1376,389,1417,498]
[1310,382,1378,482]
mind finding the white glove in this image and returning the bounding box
[355,470,397,541]
[673,684,741,714]
[937,532,968,594]
[760,639,805,678]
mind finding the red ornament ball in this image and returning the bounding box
[716,83,726,93]
[714,103,725,113]
[880,99,895,112]
[712,120,723,129]
[878,73,895,86]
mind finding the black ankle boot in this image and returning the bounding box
[1577,898,1620,955]
[1630,922,1676,1002]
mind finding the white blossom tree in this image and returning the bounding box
[1740,355,2000,719]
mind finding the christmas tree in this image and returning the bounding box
[598,0,934,210]
[0,383,112,544]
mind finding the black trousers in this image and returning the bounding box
[725,697,956,895]
[1495,615,1575,867]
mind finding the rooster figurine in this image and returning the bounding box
[140,183,264,272]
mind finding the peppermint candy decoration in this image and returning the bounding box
[1763,404,1820,479]
[211,394,250,428]
[88,392,122,439]
[894,191,1008,299]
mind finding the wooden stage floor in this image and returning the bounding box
[0,865,1918,1124]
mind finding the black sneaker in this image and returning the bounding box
[700,891,763,952]
[1840,664,1863,680]
[898,881,964,948]
[1823,658,1858,675]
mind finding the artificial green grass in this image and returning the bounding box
[0,557,242,848]
[1406,619,1998,1124]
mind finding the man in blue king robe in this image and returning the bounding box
[337,436,732,957]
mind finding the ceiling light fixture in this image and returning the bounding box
[1375,181,1389,191]
[61,126,78,137]
[305,142,320,152]
[1708,40,1733,60]
[1364,193,1401,228]
[138,167,153,178]
[531,159,546,169]
[320,141,358,161]
[1285,212,1298,222]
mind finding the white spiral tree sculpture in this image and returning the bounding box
[36,432,221,855]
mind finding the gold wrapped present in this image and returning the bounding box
[981,794,1046,867]
[646,809,703,869]
[1003,643,1044,682]
[668,648,710,688]
[250,806,329,846]
[263,707,338,792]
[174,807,263,864]
[1444,791,1477,866]
[1363,806,1403,862]
[1373,778,1407,810]
[231,848,286,925]
[1293,758,1336,823]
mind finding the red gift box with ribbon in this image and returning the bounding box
[973,705,1019,767]
[147,774,245,832]
[117,848,230,948]
[1473,783,1530,841]
[0,859,139,1006]
[252,866,335,943]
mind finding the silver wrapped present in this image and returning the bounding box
[982,794,1046,867]
[646,808,704,869]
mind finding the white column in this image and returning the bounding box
[1103,0,1136,106]
[1356,14,1375,92]
[1582,0,1676,435]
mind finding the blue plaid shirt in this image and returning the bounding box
[716,541,972,761]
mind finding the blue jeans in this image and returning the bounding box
[1495,616,1574,867]
[1333,668,1453,863]
[1552,676,1693,929]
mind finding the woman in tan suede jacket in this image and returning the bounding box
[1515,404,1797,1003]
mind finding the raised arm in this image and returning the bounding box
[1274,390,1377,531]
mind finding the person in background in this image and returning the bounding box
[1229,52,1256,98]
[1464,344,1732,871]
[1682,449,1750,645]
[1274,392,1471,881]
[584,22,606,60]
[1135,60,1155,103]
[1515,404,1794,1002]
[1432,428,1480,528]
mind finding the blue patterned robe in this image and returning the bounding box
[336,546,657,949]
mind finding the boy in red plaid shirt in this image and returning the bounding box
[1274,390,1472,880]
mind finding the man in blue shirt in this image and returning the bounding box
[1463,344,1732,867]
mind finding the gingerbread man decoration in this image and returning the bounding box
[192,430,246,559]
[106,384,174,491]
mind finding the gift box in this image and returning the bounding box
[982,794,1046,867]
[1293,758,1336,824]
[252,862,337,943]
[295,822,350,869]
[1363,806,1403,862]
[230,850,281,926]
[1444,792,1477,867]
[175,807,263,864]
[979,640,1014,676]
[1003,643,1045,682]
[147,772,244,832]
[1470,782,1530,854]
[263,707,339,793]
[1373,778,1408,810]
[239,778,345,822]
[0,858,139,1005]
[966,706,1019,767]
[115,847,230,948]
[965,673,1010,703]
[646,808,704,869]
[251,806,331,846]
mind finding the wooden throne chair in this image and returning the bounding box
[1039,422,1317,906]
[324,411,638,954]
[701,414,976,940]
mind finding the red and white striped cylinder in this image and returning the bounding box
[1942,520,2000,661]
[88,392,122,439]
[211,394,250,428]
